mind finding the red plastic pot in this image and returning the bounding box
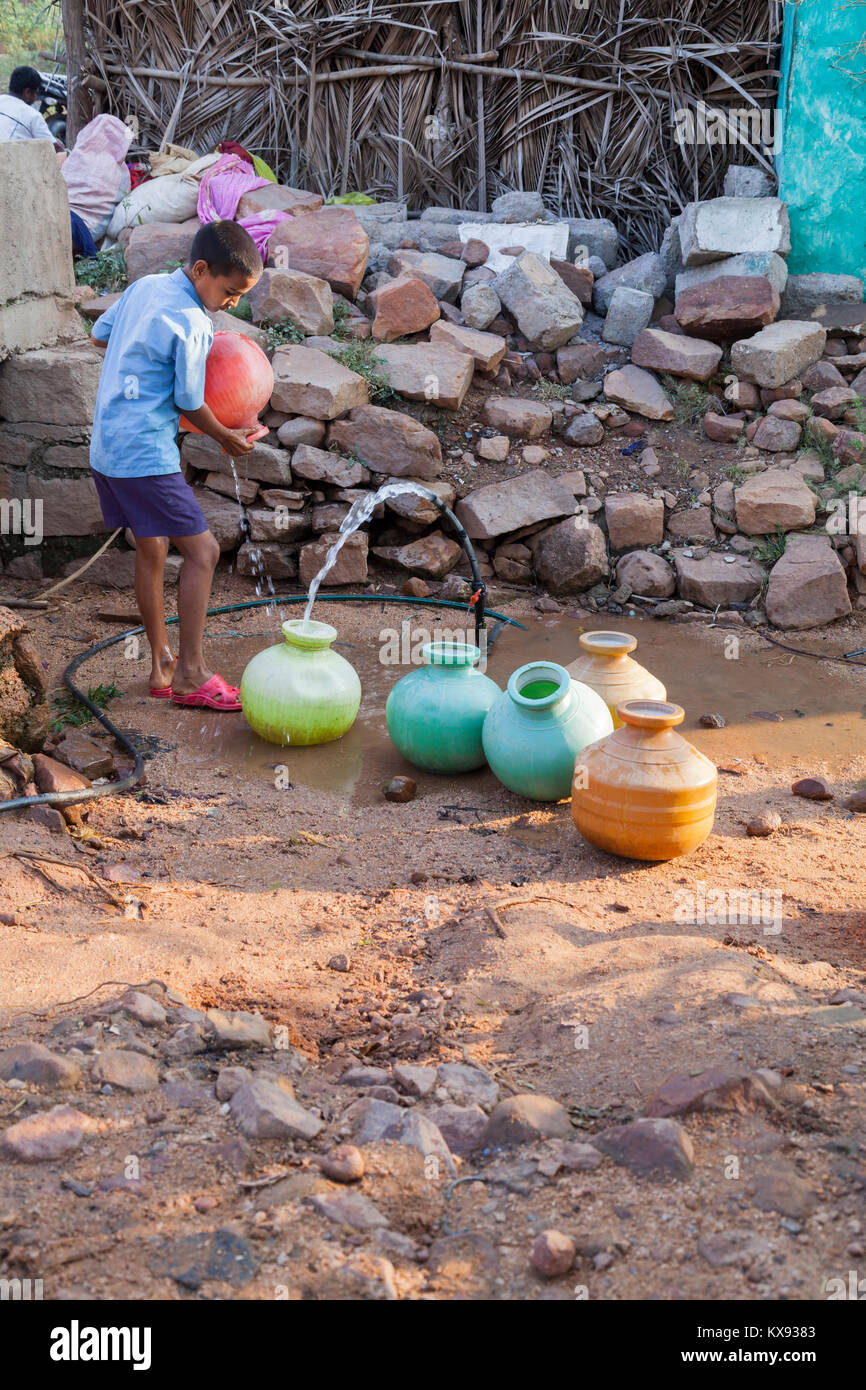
[179,330,274,442]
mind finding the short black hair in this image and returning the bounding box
[189,220,262,279]
[9,66,43,97]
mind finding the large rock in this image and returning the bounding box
[730,321,826,388]
[267,207,369,299]
[645,1066,775,1118]
[482,396,552,439]
[483,1093,573,1146]
[734,467,816,534]
[565,217,618,268]
[751,416,802,452]
[490,190,547,222]
[183,433,293,486]
[603,365,673,420]
[557,343,606,383]
[678,197,791,266]
[550,258,594,305]
[780,272,864,318]
[231,1077,322,1140]
[0,341,102,425]
[456,469,575,540]
[594,1117,694,1180]
[368,273,440,340]
[604,493,664,549]
[6,470,106,537]
[0,608,50,754]
[270,345,369,419]
[191,489,245,550]
[601,287,654,346]
[723,165,774,198]
[562,413,604,447]
[124,218,200,281]
[530,518,608,595]
[372,531,462,579]
[373,343,473,410]
[765,534,851,629]
[631,328,722,382]
[493,252,584,350]
[383,477,455,525]
[615,549,675,598]
[328,404,441,479]
[299,531,368,587]
[429,320,506,373]
[235,184,323,218]
[387,249,465,302]
[461,283,501,330]
[675,252,789,299]
[674,276,779,341]
[592,252,667,315]
[291,443,368,488]
[248,267,333,335]
[673,550,763,606]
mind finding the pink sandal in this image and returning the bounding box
[171,674,242,711]
[150,686,173,699]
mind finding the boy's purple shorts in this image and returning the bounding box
[92,469,208,539]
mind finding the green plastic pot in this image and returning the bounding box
[482,660,614,802]
[240,618,362,746]
[385,640,501,773]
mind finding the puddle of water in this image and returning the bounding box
[130,613,866,804]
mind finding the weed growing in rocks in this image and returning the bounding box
[50,682,121,733]
[753,528,788,567]
[663,376,719,425]
[724,462,746,485]
[331,340,399,403]
[263,318,306,350]
[806,435,838,472]
[331,300,352,340]
[535,379,572,402]
[74,248,127,294]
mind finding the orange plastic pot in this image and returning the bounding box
[567,630,666,729]
[179,330,273,442]
[571,699,717,861]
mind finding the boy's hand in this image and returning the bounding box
[219,428,256,456]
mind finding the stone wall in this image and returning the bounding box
[0,142,84,360]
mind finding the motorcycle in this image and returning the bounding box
[38,69,68,147]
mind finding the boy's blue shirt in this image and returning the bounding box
[90,268,213,478]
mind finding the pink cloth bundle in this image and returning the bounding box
[197,152,293,261]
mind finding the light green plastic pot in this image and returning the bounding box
[240,618,362,746]
[482,660,614,802]
[386,641,501,773]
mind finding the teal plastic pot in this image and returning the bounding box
[385,641,501,773]
[240,618,362,746]
[482,660,614,802]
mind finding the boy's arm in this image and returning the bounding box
[182,403,256,457]
[91,332,107,354]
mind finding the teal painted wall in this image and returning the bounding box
[776,0,866,281]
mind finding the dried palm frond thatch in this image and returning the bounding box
[80,0,783,253]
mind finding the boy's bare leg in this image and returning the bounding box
[134,536,176,690]
[171,530,221,695]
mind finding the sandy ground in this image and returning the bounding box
[0,571,865,1301]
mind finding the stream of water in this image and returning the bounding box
[301,480,437,628]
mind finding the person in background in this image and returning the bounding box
[0,65,64,151]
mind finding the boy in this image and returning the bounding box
[90,220,262,709]
[0,65,64,150]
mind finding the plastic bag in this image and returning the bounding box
[62,114,133,239]
[106,172,200,239]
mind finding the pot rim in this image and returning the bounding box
[281,617,337,649]
[422,640,481,667]
[578,629,638,658]
[507,661,571,709]
[617,699,684,730]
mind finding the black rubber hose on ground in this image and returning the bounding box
[0,593,524,814]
